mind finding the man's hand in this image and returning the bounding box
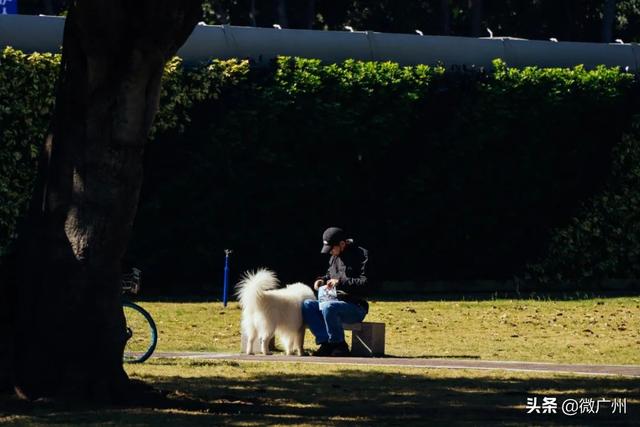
[313,279,325,290]
[326,279,340,289]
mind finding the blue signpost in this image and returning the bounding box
[222,249,232,307]
[1,0,18,15]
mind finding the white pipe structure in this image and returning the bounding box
[1,14,639,71]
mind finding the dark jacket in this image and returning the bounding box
[322,243,369,313]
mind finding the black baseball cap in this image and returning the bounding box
[321,227,346,253]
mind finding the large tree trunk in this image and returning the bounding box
[601,0,617,42]
[6,0,201,401]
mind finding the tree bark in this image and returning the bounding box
[6,0,201,401]
[601,0,617,42]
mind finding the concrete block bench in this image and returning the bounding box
[343,322,385,356]
[240,322,385,357]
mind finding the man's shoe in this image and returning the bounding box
[329,341,350,357]
[312,342,334,357]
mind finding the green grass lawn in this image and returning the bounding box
[3,360,638,426]
[143,297,640,365]
[2,296,639,426]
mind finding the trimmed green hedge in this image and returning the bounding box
[0,48,59,254]
[1,47,639,287]
[529,116,640,282]
[0,47,248,256]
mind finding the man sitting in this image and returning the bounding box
[302,227,369,357]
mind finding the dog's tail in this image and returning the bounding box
[235,268,280,308]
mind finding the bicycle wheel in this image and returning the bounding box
[122,300,158,363]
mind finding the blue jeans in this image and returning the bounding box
[302,299,367,344]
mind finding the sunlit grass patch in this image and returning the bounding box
[139,297,640,364]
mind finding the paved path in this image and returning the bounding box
[153,352,640,378]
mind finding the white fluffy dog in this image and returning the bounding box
[236,269,315,356]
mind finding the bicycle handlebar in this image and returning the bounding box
[122,267,142,294]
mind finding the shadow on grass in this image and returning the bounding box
[2,361,638,426]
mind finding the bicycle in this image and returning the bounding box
[121,268,158,363]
